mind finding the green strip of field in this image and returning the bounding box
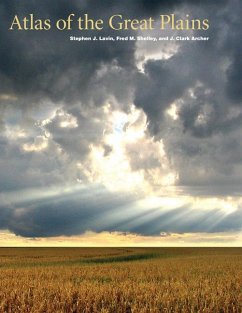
[82,253,160,263]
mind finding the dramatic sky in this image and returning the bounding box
[0,0,242,246]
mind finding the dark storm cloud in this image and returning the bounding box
[0,125,79,192]
[134,0,242,138]
[130,0,242,190]
[0,187,242,237]
[45,107,105,159]
[134,56,194,135]
[0,0,229,107]
[0,0,184,105]
[2,186,138,237]
[227,51,242,104]
[0,1,136,105]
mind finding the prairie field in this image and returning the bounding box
[0,247,241,312]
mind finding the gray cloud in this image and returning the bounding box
[0,2,137,106]
[0,0,229,107]
[1,186,242,237]
[131,0,242,191]
[134,0,241,137]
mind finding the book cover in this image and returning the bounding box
[0,0,241,312]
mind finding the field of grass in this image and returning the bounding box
[0,247,241,312]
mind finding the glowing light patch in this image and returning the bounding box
[0,94,17,101]
[166,103,178,120]
[22,136,48,152]
[191,197,238,215]
[59,114,78,128]
[138,196,187,210]
[5,126,27,139]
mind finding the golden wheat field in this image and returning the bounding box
[0,247,241,313]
